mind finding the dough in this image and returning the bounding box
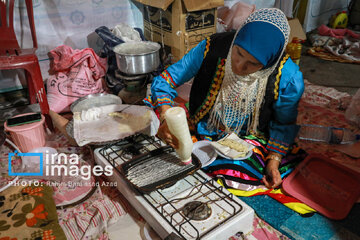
[109,110,151,133]
[219,139,248,157]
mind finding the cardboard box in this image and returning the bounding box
[288,18,307,42]
[135,0,224,62]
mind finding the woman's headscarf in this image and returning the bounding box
[208,8,290,135]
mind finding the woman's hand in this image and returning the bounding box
[157,120,179,149]
[156,105,179,149]
[262,152,282,189]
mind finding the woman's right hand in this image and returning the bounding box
[157,120,179,149]
[156,105,179,149]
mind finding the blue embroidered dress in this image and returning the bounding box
[145,36,304,156]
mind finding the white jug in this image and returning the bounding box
[164,107,193,164]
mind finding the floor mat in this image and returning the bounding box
[239,195,360,240]
[242,96,360,240]
[297,100,360,173]
[307,47,360,64]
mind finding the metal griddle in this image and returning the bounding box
[120,145,201,193]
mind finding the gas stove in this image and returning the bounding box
[106,70,151,104]
[94,134,254,239]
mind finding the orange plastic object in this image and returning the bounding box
[286,37,302,65]
[0,0,53,130]
[283,154,360,220]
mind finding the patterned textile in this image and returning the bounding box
[307,47,360,64]
[0,131,127,240]
[57,186,126,240]
[297,99,360,172]
[203,135,316,214]
[229,214,290,240]
[218,180,316,215]
[301,80,352,110]
[44,135,127,240]
[0,185,66,240]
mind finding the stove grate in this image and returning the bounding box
[144,172,243,239]
[98,133,244,240]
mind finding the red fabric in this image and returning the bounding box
[210,169,259,181]
[318,24,360,39]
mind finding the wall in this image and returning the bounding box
[303,0,350,32]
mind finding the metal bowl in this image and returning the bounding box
[113,41,161,75]
[70,93,122,113]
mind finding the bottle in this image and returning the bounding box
[164,107,193,165]
[298,124,360,144]
[286,37,302,65]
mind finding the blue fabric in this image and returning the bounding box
[196,119,221,136]
[146,37,304,155]
[273,59,304,124]
[203,158,294,180]
[146,39,206,107]
[267,58,304,154]
[202,158,264,179]
[234,21,285,68]
[239,195,360,240]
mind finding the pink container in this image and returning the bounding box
[283,154,360,220]
[4,113,46,152]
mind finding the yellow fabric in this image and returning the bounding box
[217,179,316,214]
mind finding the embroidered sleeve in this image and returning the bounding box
[144,39,207,108]
[267,60,304,155]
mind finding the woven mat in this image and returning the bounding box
[307,47,360,64]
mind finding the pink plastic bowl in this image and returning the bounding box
[4,113,46,152]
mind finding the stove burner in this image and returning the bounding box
[120,144,146,161]
[182,201,212,221]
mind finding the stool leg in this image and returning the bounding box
[25,63,54,131]
[26,70,37,104]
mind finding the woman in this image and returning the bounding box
[144,8,304,189]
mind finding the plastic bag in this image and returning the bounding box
[111,23,142,42]
[345,88,360,127]
[217,2,255,31]
[47,45,107,113]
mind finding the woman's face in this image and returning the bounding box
[231,45,263,76]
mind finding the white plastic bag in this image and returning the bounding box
[111,23,142,42]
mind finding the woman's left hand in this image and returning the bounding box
[262,153,282,189]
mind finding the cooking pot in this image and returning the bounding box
[113,41,161,75]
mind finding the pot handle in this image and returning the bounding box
[95,26,124,49]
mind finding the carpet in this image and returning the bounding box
[240,93,360,240]
[239,195,360,240]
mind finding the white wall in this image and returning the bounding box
[303,0,350,32]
